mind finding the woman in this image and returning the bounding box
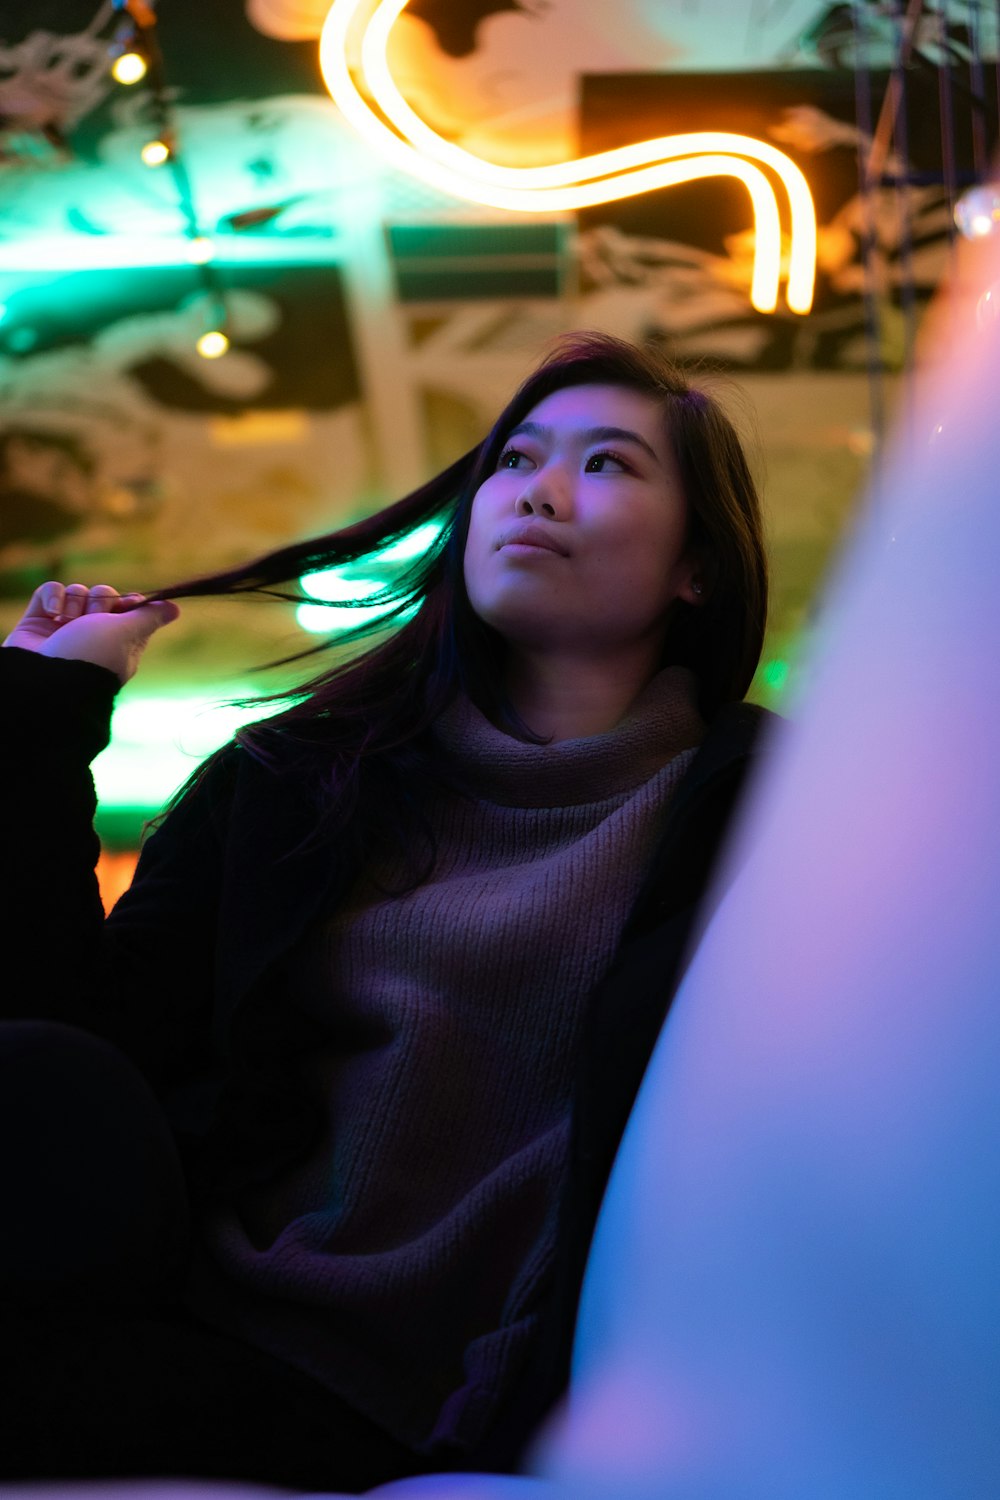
[0,333,773,1489]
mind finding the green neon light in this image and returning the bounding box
[375,521,445,564]
[92,687,282,810]
[0,236,345,273]
[296,599,401,633]
[300,573,387,603]
[297,518,445,635]
[760,657,790,693]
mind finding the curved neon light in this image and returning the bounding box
[318,0,816,314]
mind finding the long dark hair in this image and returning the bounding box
[150,333,767,853]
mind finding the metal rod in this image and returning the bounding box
[852,0,885,460]
[935,0,960,235]
[967,0,988,175]
[869,0,925,182]
[887,0,918,382]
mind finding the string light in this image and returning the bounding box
[140,138,171,166]
[108,0,157,86]
[954,185,1000,240]
[318,0,817,314]
[106,1,232,353]
[196,329,230,359]
[186,236,214,264]
[111,49,147,85]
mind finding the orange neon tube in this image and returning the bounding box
[319,0,816,313]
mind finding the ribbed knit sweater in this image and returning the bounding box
[194,667,706,1454]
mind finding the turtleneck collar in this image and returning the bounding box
[431,666,707,808]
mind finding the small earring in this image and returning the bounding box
[691,579,703,597]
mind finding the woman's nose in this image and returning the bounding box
[514,469,571,519]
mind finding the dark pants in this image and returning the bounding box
[0,1021,426,1491]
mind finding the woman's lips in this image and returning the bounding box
[497,524,569,556]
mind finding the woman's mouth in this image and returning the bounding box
[498,524,569,556]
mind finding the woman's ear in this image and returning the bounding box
[678,551,712,608]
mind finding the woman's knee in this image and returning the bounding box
[0,1020,191,1302]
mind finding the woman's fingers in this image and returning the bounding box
[38,583,126,622]
[58,584,90,622]
[18,579,146,627]
[13,582,136,634]
[113,593,148,614]
[83,585,120,615]
[34,582,65,619]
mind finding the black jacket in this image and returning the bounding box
[0,645,776,1465]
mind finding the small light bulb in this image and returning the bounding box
[187,236,213,265]
[954,184,1000,240]
[141,139,170,167]
[196,330,229,359]
[111,50,148,85]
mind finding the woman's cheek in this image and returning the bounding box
[462,522,492,612]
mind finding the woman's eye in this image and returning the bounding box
[498,447,531,471]
[585,450,628,473]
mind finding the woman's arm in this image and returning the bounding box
[1,587,224,1085]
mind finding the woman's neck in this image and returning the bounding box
[505,646,662,742]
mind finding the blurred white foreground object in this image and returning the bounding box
[540,233,1000,1497]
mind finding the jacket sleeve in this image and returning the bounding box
[0,646,232,1085]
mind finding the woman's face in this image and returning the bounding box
[464,383,701,661]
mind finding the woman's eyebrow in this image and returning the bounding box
[505,421,661,464]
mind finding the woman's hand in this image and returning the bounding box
[2,582,181,684]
